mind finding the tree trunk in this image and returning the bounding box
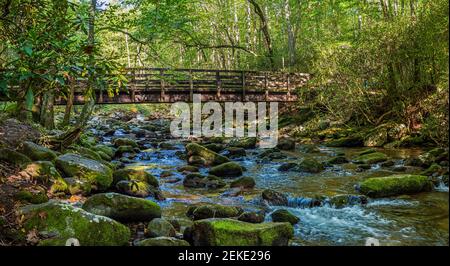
[248,0,274,68]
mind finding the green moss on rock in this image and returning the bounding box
[186,143,230,166]
[20,141,57,161]
[94,144,116,158]
[358,174,433,198]
[209,162,243,177]
[298,158,324,173]
[20,201,130,246]
[230,176,256,189]
[187,204,243,220]
[113,138,138,148]
[113,168,159,187]
[55,153,113,191]
[228,137,257,149]
[190,218,293,246]
[270,209,299,225]
[147,218,176,237]
[0,148,32,168]
[183,173,226,189]
[354,152,388,164]
[82,193,161,222]
[136,237,190,246]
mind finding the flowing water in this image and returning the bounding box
[99,122,448,246]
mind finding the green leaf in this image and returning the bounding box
[25,88,34,111]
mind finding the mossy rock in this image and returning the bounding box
[20,141,57,161]
[136,237,190,246]
[357,149,377,156]
[185,143,230,166]
[420,163,443,176]
[74,146,102,161]
[147,218,176,237]
[237,211,265,223]
[183,173,226,189]
[203,143,225,153]
[0,148,32,168]
[186,204,243,220]
[177,165,199,173]
[270,209,299,225]
[189,218,293,246]
[358,174,433,198]
[228,137,257,149]
[22,161,68,193]
[113,168,159,187]
[325,136,364,147]
[82,193,161,222]
[354,152,388,164]
[222,147,246,158]
[94,144,116,158]
[64,178,92,195]
[230,176,256,189]
[116,180,163,200]
[328,194,368,208]
[113,138,138,148]
[55,153,113,191]
[298,144,319,153]
[277,138,295,151]
[20,201,130,246]
[209,162,243,178]
[297,158,324,173]
[97,151,112,161]
[15,190,49,204]
[261,189,288,206]
[327,156,349,165]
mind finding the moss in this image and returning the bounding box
[298,144,319,153]
[113,138,138,148]
[82,193,161,222]
[0,148,32,168]
[20,141,57,161]
[94,144,116,158]
[191,218,293,246]
[15,190,49,204]
[354,152,388,164]
[325,136,364,147]
[209,162,243,177]
[357,148,377,156]
[228,137,257,149]
[183,173,226,189]
[262,189,288,206]
[203,143,225,153]
[230,176,256,189]
[113,168,158,187]
[420,163,442,176]
[187,204,242,220]
[20,201,130,246]
[186,143,230,166]
[64,178,92,195]
[147,218,176,237]
[177,165,199,173]
[329,194,368,208]
[270,209,299,225]
[115,180,162,198]
[55,153,113,191]
[358,174,433,198]
[74,147,102,161]
[298,158,324,173]
[116,145,135,155]
[327,156,349,165]
[97,151,111,161]
[136,237,190,246]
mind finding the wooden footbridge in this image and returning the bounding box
[2,68,310,104]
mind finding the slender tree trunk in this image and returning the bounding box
[248,0,274,69]
[63,77,75,126]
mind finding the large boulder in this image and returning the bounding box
[147,218,176,237]
[82,193,161,222]
[94,144,116,158]
[113,138,138,148]
[55,153,113,191]
[21,161,68,194]
[185,143,230,166]
[186,204,243,220]
[0,148,32,168]
[183,173,226,189]
[276,138,295,151]
[20,201,130,246]
[270,209,299,225]
[209,162,243,178]
[358,174,433,198]
[135,237,190,246]
[230,176,256,189]
[113,168,159,187]
[228,137,257,149]
[328,194,368,208]
[353,152,388,164]
[20,141,57,161]
[188,218,293,246]
[222,147,246,158]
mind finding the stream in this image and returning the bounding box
[92,115,449,246]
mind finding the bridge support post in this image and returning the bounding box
[216,70,221,98]
[264,72,269,101]
[160,69,165,102]
[241,71,246,102]
[189,70,193,102]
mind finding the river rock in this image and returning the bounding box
[147,218,176,237]
[21,161,68,193]
[188,218,294,246]
[357,174,433,198]
[326,136,364,147]
[116,180,164,200]
[327,156,349,165]
[353,152,388,164]
[64,177,92,195]
[228,137,257,149]
[328,194,368,208]
[270,209,299,225]
[237,211,265,223]
[136,237,190,246]
[297,158,324,173]
[203,143,225,153]
[298,144,320,153]
[185,143,230,166]
[20,201,130,246]
[278,162,298,172]
[177,165,199,173]
[82,193,161,222]
[262,189,288,206]
[20,141,57,161]
[113,138,138,148]
[186,204,243,220]
[15,189,48,204]
[0,148,32,168]
[94,144,116,158]
[230,176,256,189]
[208,162,243,178]
[55,153,113,191]
[222,147,246,158]
[277,138,295,151]
[183,173,226,189]
[113,168,159,187]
